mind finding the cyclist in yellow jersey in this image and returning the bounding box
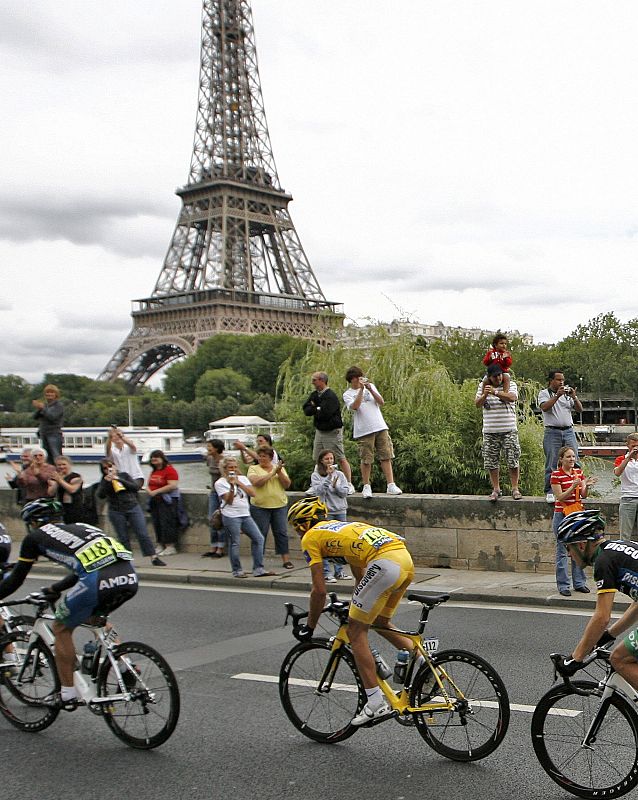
[288,496,417,725]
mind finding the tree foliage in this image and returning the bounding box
[275,328,545,494]
[194,368,253,402]
[163,333,307,401]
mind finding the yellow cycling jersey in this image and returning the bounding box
[301,520,407,569]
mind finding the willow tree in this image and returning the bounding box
[275,328,545,495]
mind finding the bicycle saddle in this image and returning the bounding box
[406,591,450,607]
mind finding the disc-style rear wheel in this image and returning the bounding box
[410,648,510,761]
[0,632,60,732]
[531,680,638,799]
[279,639,365,743]
[97,641,180,749]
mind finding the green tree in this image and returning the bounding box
[195,368,253,402]
[559,313,626,422]
[0,374,31,411]
[163,333,307,401]
[275,329,544,494]
[426,332,490,383]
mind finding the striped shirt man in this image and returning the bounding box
[475,378,518,433]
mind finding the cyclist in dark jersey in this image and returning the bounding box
[0,498,138,708]
[556,509,638,690]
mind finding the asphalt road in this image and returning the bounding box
[1,577,596,800]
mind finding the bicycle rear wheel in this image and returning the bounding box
[0,631,60,732]
[410,648,510,761]
[97,641,180,749]
[531,680,638,799]
[279,639,365,743]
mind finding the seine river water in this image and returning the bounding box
[21,456,620,501]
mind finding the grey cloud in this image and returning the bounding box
[11,334,116,359]
[496,289,574,309]
[54,311,131,333]
[0,7,192,74]
[319,256,531,293]
[0,194,174,257]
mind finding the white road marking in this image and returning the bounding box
[231,672,581,716]
[135,582,614,617]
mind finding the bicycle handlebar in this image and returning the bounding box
[550,648,611,695]
[283,592,351,636]
[0,592,55,613]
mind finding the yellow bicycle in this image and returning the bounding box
[279,591,510,761]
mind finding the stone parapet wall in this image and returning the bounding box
[0,488,619,573]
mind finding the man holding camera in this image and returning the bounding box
[475,364,521,501]
[538,371,583,503]
[343,366,401,498]
[302,371,354,494]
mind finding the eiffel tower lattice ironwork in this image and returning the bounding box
[100,0,343,385]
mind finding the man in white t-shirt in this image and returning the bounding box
[614,433,638,537]
[342,366,401,499]
[106,427,145,487]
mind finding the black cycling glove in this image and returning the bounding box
[39,586,61,603]
[557,656,584,677]
[595,630,615,648]
[295,624,315,643]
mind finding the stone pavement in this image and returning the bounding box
[30,551,631,612]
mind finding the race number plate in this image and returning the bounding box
[76,536,131,573]
[422,638,439,653]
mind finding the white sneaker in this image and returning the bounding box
[351,701,393,727]
[325,575,338,584]
[347,483,355,495]
[545,492,555,504]
[387,483,402,495]
[362,484,372,499]
[336,573,351,580]
[160,545,177,556]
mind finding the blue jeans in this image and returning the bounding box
[552,511,587,591]
[222,513,265,576]
[108,503,156,557]
[249,505,289,555]
[208,491,226,549]
[323,512,347,578]
[42,432,63,465]
[544,427,579,492]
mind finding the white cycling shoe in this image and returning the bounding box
[351,701,393,727]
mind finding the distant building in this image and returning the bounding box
[337,319,533,347]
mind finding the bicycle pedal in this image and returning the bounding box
[361,709,398,728]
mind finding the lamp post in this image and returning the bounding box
[579,377,583,427]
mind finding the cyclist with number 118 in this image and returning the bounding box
[0,498,138,710]
[287,496,418,726]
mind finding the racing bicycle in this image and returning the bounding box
[532,648,638,799]
[0,593,180,749]
[279,591,510,761]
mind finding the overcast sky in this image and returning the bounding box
[2,1,638,384]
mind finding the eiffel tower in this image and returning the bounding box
[100,0,343,385]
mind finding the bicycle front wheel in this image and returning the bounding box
[410,648,510,762]
[0,631,60,732]
[97,641,180,749]
[531,680,638,799]
[279,639,365,743]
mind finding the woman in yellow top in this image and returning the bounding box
[247,446,293,569]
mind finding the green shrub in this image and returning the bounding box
[275,328,545,494]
